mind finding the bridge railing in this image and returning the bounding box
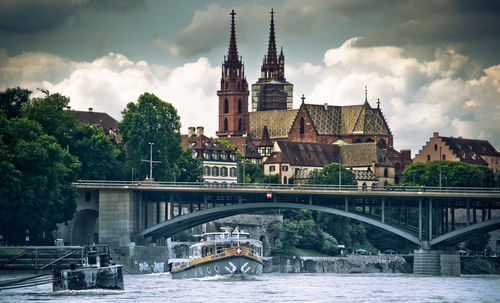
[74,180,500,194]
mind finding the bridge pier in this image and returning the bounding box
[413,249,460,276]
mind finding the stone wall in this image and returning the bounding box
[263,255,411,274]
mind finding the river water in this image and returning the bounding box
[1,273,499,303]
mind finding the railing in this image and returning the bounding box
[74,180,500,194]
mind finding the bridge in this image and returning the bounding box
[70,181,500,275]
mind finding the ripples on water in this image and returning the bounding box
[1,273,499,303]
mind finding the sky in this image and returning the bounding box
[1,0,499,155]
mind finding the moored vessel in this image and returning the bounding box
[171,227,263,279]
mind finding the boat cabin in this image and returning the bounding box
[188,228,262,259]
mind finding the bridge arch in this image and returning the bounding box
[137,202,420,245]
[430,217,500,247]
[71,209,99,245]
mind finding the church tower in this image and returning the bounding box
[216,10,249,137]
[251,9,293,112]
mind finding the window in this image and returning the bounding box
[362,183,367,191]
[224,118,228,131]
[230,154,237,161]
[269,166,276,172]
[238,99,242,113]
[442,154,446,161]
[237,82,240,90]
[212,152,219,160]
[427,155,430,162]
[224,99,229,114]
[203,152,211,160]
[204,166,211,176]
[191,150,198,159]
[212,167,219,176]
[299,117,305,135]
[238,118,242,132]
[221,167,228,177]
[384,168,388,177]
[189,141,196,147]
[225,82,228,90]
[295,168,299,175]
[230,167,236,177]
[434,144,437,151]
[220,153,228,161]
[85,191,91,201]
[282,165,288,171]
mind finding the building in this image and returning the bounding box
[414,132,500,173]
[251,9,293,112]
[182,127,238,184]
[72,107,121,145]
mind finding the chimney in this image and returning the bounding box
[196,126,204,136]
[188,127,195,137]
[433,131,439,138]
[88,107,93,112]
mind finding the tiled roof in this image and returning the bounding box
[258,125,273,147]
[340,143,393,167]
[224,136,262,159]
[441,136,499,165]
[249,109,298,139]
[75,111,118,131]
[264,141,340,167]
[353,170,377,181]
[304,103,392,136]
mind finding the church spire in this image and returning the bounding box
[267,8,277,65]
[228,10,238,62]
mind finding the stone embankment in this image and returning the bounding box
[263,255,411,274]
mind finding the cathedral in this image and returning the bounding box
[216,9,411,185]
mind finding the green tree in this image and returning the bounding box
[401,161,495,187]
[176,149,202,182]
[119,93,182,181]
[0,87,31,119]
[307,163,357,186]
[0,116,79,244]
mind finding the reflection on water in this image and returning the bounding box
[1,273,500,303]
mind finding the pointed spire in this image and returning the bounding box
[301,94,306,104]
[228,10,238,62]
[364,85,368,104]
[377,98,380,109]
[266,8,278,65]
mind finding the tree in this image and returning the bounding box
[401,161,495,187]
[176,149,202,182]
[0,87,31,119]
[0,116,79,244]
[119,93,182,181]
[307,163,357,186]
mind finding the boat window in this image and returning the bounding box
[216,246,224,254]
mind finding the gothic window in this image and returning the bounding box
[224,99,229,114]
[238,99,242,113]
[212,167,219,176]
[377,139,387,149]
[384,168,388,177]
[427,155,430,162]
[224,118,228,131]
[299,117,305,135]
[434,144,437,151]
[225,82,228,90]
[237,82,240,90]
[442,154,446,161]
[238,118,242,132]
[362,183,367,191]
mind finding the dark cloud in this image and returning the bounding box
[0,0,145,33]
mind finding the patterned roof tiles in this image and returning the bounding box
[249,109,298,139]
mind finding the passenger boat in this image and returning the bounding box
[171,227,263,279]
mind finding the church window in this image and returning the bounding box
[238,118,242,132]
[224,99,229,114]
[434,144,437,151]
[427,155,430,162]
[238,99,242,113]
[237,82,240,90]
[212,167,219,176]
[384,168,388,177]
[299,118,305,135]
[224,118,228,131]
[225,82,228,90]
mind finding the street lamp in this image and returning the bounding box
[242,133,247,184]
[141,142,161,180]
[439,146,442,191]
[338,149,342,190]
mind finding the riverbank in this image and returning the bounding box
[461,257,500,274]
[263,255,412,273]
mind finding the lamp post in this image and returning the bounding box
[242,133,247,184]
[338,150,342,190]
[141,142,161,180]
[439,146,442,191]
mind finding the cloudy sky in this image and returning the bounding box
[1,0,499,154]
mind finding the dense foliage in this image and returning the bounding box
[239,159,280,184]
[119,93,182,181]
[307,163,357,186]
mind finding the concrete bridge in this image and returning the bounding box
[67,180,500,275]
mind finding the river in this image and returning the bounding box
[1,273,499,303]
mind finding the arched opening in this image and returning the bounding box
[299,117,305,135]
[384,167,388,177]
[223,99,229,114]
[384,181,389,187]
[212,166,219,176]
[283,176,288,184]
[427,155,431,162]
[224,118,228,131]
[442,154,446,160]
[377,139,387,149]
[362,182,367,191]
[238,118,242,132]
[71,209,99,245]
[238,99,242,113]
[434,144,437,151]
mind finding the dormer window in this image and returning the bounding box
[212,152,219,160]
[220,153,228,160]
[230,154,237,161]
[189,142,196,147]
[191,150,198,159]
[203,152,211,160]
